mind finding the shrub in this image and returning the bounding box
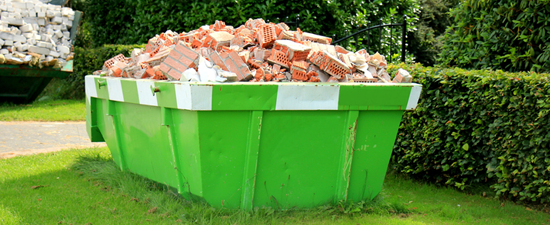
[83,0,421,63]
[45,44,144,100]
[439,0,550,72]
[390,63,550,203]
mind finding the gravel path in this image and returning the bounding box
[0,121,106,159]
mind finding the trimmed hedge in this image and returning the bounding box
[439,0,550,72]
[390,63,550,203]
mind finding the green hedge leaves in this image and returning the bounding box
[439,0,550,72]
[391,63,550,203]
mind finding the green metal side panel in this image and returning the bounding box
[86,76,422,210]
[171,110,203,198]
[211,85,278,110]
[253,111,348,209]
[347,110,404,202]
[196,111,250,208]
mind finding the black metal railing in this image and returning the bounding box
[273,15,407,63]
[332,16,407,63]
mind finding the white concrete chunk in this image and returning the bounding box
[28,45,50,55]
[21,24,33,33]
[58,45,69,54]
[52,16,62,24]
[54,30,62,38]
[13,35,25,43]
[0,32,14,40]
[7,18,23,26]
[49,50,60,57]
[0,49,9,54]
[4,40,13,46]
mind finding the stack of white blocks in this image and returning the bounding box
[0,0,74,65]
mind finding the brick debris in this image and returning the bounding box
[0,0,76,67]
[97,18,412,83]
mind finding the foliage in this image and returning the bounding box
[342,0,420,64]
[84,0,341,46]
[391,63,550,203]
[81,0,421,62]
[439,0,550,72]
[407,0,459,66]
[54,44,143,100]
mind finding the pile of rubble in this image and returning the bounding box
[0,0,75,67]
[98,19,412,83]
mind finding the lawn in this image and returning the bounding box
[0,99,86,121]
[1,147,548,224]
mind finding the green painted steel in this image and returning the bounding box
[86,76,421,209]
[0,8,81,104]
[0,63,74,103]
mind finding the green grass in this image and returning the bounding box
[1,148,549,224]
[0,99,86,121]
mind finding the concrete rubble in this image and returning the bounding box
[0,0,76,67]
[97,18,412,83]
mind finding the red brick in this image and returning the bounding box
[167,69,182,80]
[159,62,172,73]
[175,43,199,61]
[146,68,155,77]
[104,54,126,69]
[164,56,188,73]
[209,51,229,71]
[168,49,182,60]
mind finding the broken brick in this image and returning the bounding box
[392,68,412,83]
[302,32,332,44]
[257,24,277,48]
[267,49,290,68]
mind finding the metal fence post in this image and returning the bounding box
[401,16,407,63]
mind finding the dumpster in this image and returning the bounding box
[0,3,82,104]
[86,75,422,209]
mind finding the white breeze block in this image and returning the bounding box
[14,35,26,43]
[0,32,14,40]
[4,40,13,46]
[54,30,62,38]
[38,18,45,25]
[0,39,4,46]
[28,46,50,55]
[58,45,69,54]
[23,33,33,38]
[49,50,60,57]
[7,18,23,26]
[46,10,54,18]
[62,31,69,39]
[37,11,45,18]
[0,49,8,54]
[37,41,48,48]
[21,43,28,51]
[21,24,33,33]
[23,17,38,25]
[52,16,62,24]
[13,2,27,9]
